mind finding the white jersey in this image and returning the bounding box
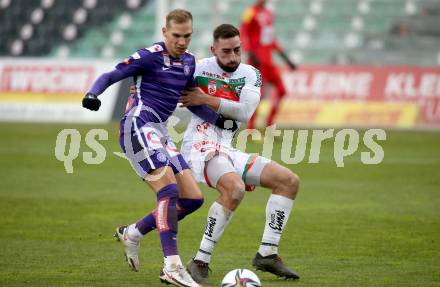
[181,56,262,158]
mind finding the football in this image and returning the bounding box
[221,268,261,287]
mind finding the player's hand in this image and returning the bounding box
[215,115,238,132]
[82,93,101,111]
[179,87,209,107]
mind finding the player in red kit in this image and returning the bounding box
[240,0,296,129]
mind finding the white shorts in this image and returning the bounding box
[181,142,270,189]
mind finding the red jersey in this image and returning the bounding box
[240,4,282,65]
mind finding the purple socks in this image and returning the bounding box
[154,184,179,257]
[138,184,204,257]
[136,196,204,235]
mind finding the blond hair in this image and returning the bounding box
[166,9,193,27]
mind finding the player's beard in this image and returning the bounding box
[217,58,240,73]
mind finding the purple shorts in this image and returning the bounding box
[119,117,189,178]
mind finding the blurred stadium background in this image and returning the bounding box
[1,0,440,127]
[1,0,439,286]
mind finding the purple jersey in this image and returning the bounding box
[88,42,219,126]
[86,42,222,176]
[118,42,196,123]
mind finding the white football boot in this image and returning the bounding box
[160,264,202,287]
[114,225,140,272]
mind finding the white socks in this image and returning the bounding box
[128,222,182,270]
[164,255,183,270]
[194,195,294,262]
[258,194,294,257]
[194,201,233,263]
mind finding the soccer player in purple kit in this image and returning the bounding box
[82,9,231,287]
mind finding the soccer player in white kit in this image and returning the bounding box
[179,24,301,284]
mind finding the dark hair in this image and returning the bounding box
[213,24,240,41]
[166,9,193,27]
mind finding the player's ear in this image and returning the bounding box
[210,45,215,56]
[162,27,167,37]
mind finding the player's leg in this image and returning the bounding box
[245,159,300,279]
[127,155,204,237]
[140,167,200,287]
[116,121,201,286]
[265,65,287,127]
[174,161,205,220]
[188,154,245,284]
[115,165,180,272]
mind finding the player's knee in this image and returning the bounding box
[223,180,245,210]
[178,197,204,213]
[231,181,246,204]
[284,172,300,197]
[275,169,299,198]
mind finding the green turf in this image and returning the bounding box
[1,123,439,286]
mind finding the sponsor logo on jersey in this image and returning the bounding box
[235,85,243,94]
[202,70,226,80]
[229,77,246,84]
[208,80,217,95]
[269,210,285,232]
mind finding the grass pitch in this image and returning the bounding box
[0,122,439,287]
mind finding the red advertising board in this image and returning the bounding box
[0,59,119,123]
[270,65,440,127]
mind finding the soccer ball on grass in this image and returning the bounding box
[221,268,261,287]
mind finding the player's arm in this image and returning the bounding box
[278,49,296,70]
[82,51,148,111]
[183,82,238,131]
[180,86,258,123]
[82,69,126,111]
[180,68,261,123]
[180,87,221,111]
[182,62,238,131]
[216,87,260,123]
[187,105,238,131]
[271,38,296,70]
[126,83,236,131]
[216,68,261,123]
